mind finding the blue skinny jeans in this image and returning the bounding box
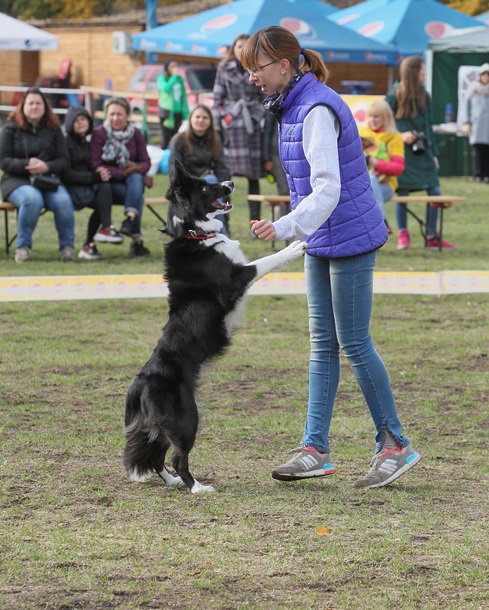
[303,251,409,454]
[396,185,441,236]
[8,184,75,249]
[111,173,145,237]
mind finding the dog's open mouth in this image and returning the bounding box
[212,200,233,211]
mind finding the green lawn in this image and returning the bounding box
[0,175,488,609]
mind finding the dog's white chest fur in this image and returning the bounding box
[204,236,249,335]
[211,236,248,265]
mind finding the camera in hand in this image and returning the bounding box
[411,130,426,155]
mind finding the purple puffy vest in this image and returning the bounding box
[279,72,387,258]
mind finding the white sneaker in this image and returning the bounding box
[354,445,421,489]
[15,246,31,262]
[272,446,336,481]
[78,244,103,260]
[94,226,124,244]
[60,245,75,262]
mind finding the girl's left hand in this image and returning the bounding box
[250,219,276,241]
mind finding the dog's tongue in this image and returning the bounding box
[212,200,232,211]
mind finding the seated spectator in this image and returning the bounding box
[358,99,405,234]
[169,103,231,236]
[90,96,151,257]
[63,106,123,260]
[0,87,75,262]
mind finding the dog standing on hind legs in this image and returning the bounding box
[123,160,307,493]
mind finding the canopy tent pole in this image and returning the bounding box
[145,0,159,64]
[425,50,433,96]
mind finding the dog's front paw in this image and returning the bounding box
[191,480,216,494]
[283,240,308,258]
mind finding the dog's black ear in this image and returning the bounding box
[174,159,187,174]
[165,159,190,201]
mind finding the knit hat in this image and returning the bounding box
[479,63,489,75]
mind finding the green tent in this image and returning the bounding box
[427,27,488,176]
[428,26,489,124]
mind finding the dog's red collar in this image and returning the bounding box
[181,230,217,240]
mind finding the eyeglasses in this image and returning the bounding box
[248,60,278,77]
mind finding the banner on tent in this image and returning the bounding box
[457,65,482,124]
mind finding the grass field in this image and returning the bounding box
[0,176,488,609]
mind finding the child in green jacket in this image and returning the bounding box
[157,58,189,149]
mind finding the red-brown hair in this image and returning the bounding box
[241,26,329,83]
[7,87,60,130]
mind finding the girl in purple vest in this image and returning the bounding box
[241,26,421,489]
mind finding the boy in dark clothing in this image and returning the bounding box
[63,106,123,260]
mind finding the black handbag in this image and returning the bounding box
[30,174,61,192]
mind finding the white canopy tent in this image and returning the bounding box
[0,12,58,50]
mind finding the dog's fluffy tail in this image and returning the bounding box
[123,414,169,482]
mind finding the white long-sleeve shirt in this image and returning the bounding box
[272,105,342,241]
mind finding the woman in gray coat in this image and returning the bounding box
[212,34,265,231]
[464,63,489,183]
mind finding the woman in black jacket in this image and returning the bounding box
[169,103,231,235]
[0,87,75,262]
[63,106,123,260]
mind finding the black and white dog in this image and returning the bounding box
[123,160,306,493]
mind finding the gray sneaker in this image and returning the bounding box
[15,246,31,262]
[60,245,75,262]
[354,445,421,489]
[272,446,336,481]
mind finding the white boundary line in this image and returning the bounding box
[1,271,488,302]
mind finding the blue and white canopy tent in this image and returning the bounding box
[134,0,400,65]
[329,0,486,57]
[0,12,58,50]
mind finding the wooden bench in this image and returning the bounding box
[248,194,291,250]
[1,197,169,256]
[0,201,16,255]
[0,201,49,256]
[391,195,466,252]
